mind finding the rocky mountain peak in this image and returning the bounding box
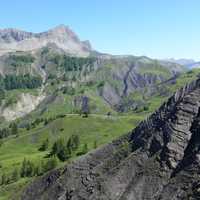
[52,24,69,31]
[50,24,72,33]
[0,25,93,57]
[82,40,92,50]
[45,25,82,44]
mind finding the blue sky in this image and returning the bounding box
[0,0,200,60]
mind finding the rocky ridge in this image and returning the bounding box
[21,77,200,199]
[0,25,93,57]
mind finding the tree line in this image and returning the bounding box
[9,54,35,68]
[50,54,96,72]
[0,74,42,90]
[0,74,42,104]
[0,122,18,139]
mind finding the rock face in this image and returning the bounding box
[0,92,46,121]
[21,78,200,200]
[96,56,184,110]
[0,25,93,57]
[73,96,90,114]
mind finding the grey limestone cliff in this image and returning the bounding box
[0,25,93,57]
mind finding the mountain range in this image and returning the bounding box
[0,25,187,122]
[0,25,94,57]
[165,58,200,69]
[1,25,200,200]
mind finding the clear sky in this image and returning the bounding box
[0,0,200,60]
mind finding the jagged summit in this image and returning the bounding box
[0,25,93,57]
[21,77,200,199]
[43,25,79,39]
[0,28,34,43]
[51,24,69,30]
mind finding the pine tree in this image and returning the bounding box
[10,122,18,136]
[71,135,80,151]
[50,138,64,156]
[26,123,31,131]
[38,138,49,151]
[82,143,88,154]
[57,147,71,162]
[1,173,7,185]
[0,87,5,105]
[11,168,19,182]
[26,160,34,177]
[20,158,34,177]
[20,158,27,177]
[66,137,73,154]
[34,163,42,176]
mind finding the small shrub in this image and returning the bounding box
[38,139,49,151]
[11,168,19,182]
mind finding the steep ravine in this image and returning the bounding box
[122,63,135,96]
[21,78,200,200]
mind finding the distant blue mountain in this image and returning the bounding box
[164,58,200,69]
[186,61,200,69]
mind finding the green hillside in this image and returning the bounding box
[1,67,200,199]
[0,114,144,200]
[0,49,200,199]
[0,50,186,123]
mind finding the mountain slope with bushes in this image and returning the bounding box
[0,47,186,122]
[21,76,200,200]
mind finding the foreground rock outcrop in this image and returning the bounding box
[21,78,200,200]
